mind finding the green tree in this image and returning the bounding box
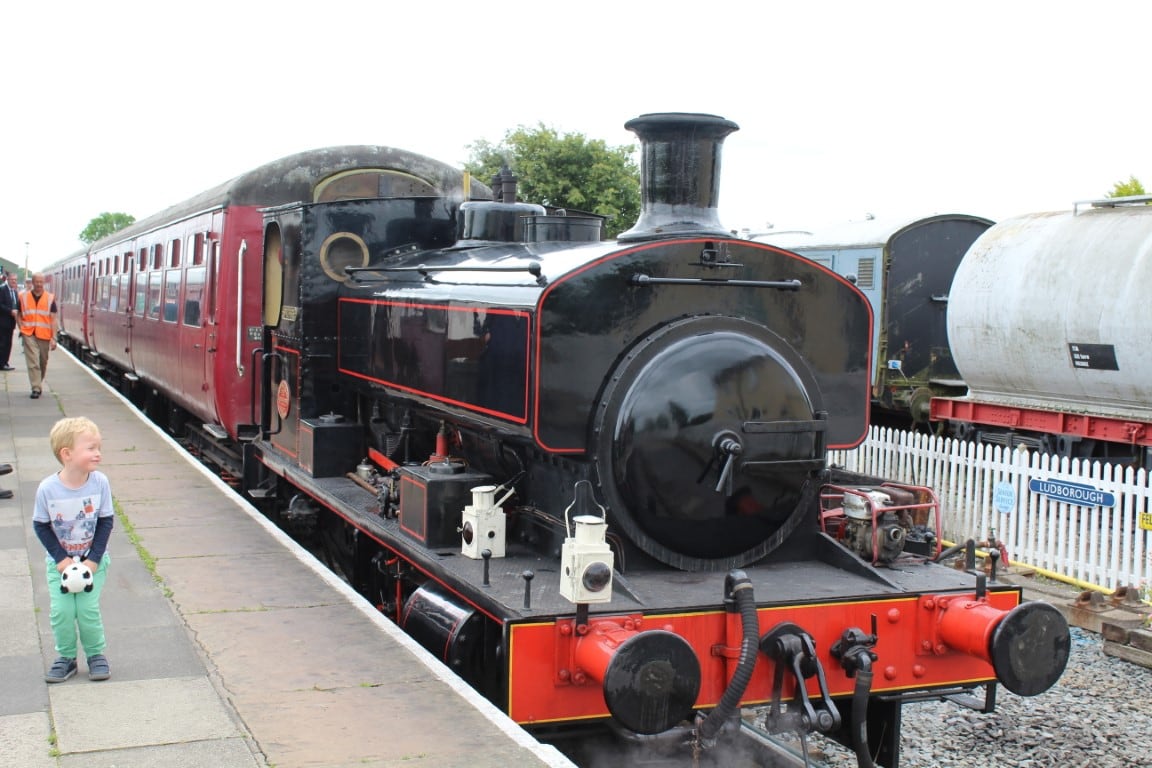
[1105,175,1146,198]
[465,124,640,239]
[79,212,136,245]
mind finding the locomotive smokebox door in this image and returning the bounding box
[399,465,493,549]
[299,416,363,477]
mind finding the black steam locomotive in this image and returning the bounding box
[203,113,1065,766]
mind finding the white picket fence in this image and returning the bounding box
[828,427,1152,593]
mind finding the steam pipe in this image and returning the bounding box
[695,570,758,747]
[849,655,876,768]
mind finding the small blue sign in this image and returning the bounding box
[1028,478,1116,508]
[992,481,1015,513]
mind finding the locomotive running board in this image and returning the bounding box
[812,533,901,588]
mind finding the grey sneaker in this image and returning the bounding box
[45,657,77,683]
[87,654,111,681]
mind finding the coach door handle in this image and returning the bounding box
[235,239,247,377]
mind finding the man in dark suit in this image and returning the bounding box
[0,270,19,371]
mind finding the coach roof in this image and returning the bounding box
[89,145,490,250]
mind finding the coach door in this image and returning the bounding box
[86,266,101,353]
[108,252,135,373]
[124,254,137,372]
[179,236,213,415]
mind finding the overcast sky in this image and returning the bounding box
[3,0,1148,270]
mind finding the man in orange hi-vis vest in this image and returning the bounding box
[18,272,59,399]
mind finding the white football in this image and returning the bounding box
[60,563,94,594]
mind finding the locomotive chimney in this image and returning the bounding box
[493,166,518,203]
[617,112,739,242]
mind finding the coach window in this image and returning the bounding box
[108,258,119,312]
[184,267,205,328]
[170,238,180,268]
[108,273,120,313]
[209,240,220,323]
[138,249,147,271]
[146,271,163,319]
[135,269,147,314]
[162,268,180,322]
[118,269,130,313]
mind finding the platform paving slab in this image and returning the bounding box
[0,504,28,528]
[0,712,57,768]
[50,676,244,753]
[232,685,550,768]
[138,518,288,559]
[0,523,27,550]
[160,553,345,614]
[0,654,49,716]
[57,737,263,768]
[188,603,434,692]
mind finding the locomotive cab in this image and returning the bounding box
[258,169,483,469]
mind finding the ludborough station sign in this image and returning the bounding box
[1028,478,1116,508]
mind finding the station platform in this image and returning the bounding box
[0,346,574,768]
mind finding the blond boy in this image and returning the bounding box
[32,417,114,682]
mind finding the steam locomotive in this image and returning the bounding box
[930,197,1152,470]
[49,112,1069,767]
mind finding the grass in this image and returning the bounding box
[114,499,172,598]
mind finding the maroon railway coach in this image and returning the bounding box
[50,148,490,446]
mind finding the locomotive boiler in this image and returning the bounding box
[930,197,1152,469]
[243,112,1069,767]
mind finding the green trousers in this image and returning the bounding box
[45,555,110,658]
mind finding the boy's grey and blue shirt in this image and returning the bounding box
[32,470,114,563]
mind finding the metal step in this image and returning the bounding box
[202,423,228,440]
